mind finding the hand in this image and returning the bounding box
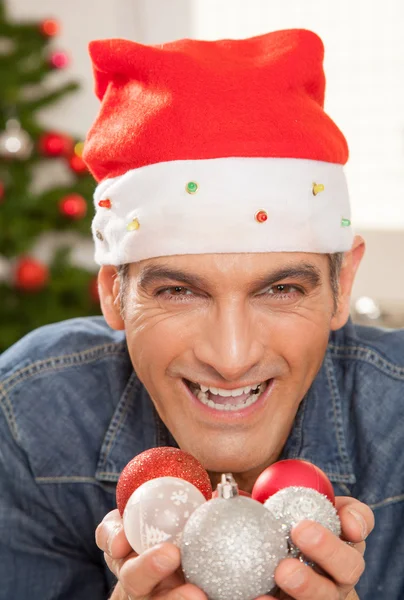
[266,496,375,600]
[95,509,207,600]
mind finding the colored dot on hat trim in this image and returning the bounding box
[341,218,351,227]
[255,210,268,223]
[312,183,325,196]
[186,181,199,194]
[127,218,140,231]
[95,230,104,241]
[98,198,112,209]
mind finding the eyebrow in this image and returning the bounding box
[137,261,323,293]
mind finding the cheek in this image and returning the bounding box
[124,304,195,379]
[268,311,332,382]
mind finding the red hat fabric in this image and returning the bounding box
[83,29,353,265]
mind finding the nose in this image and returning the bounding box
[193,300,265,382]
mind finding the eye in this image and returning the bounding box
[260,284,304,298]
[156,286,195,299]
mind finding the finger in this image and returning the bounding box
[335,498,375,543]
[116,543,182,599]
[96,509,132,558]
[154,583,208,600]
[275,558,338,599]
[291,520,365,588]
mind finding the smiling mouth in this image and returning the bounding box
[185,380,270,411]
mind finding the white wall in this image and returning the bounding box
[6,0,404,310]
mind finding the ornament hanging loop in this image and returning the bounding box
[216,473,239,499]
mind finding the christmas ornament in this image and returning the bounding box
[38,132,73,157]
[14,257,49,292]
[212,487,251,498]
[68,154,88,175]
[116,447,212,516]
[49,50,69,69]
[181,474,288,600]
[39,19,60,37]
[0,181,4,202]
[0,119,33,160]
[123,476,206,554]
[264,486,341,559]
[252,459,335,505]
[59,194,87,220]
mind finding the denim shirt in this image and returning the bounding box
[0,316,403,600]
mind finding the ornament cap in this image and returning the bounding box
[216,473,239,499]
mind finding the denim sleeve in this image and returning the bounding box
[0,409,111,600]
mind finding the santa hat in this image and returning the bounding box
[83,29,352,266]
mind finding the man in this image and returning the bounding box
[0,28,402,600]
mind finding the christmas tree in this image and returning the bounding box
[0,0,100,353]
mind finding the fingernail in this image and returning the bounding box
[153,550,178,571]
[348,509,368,539]
[104,521,123,555]
[281,565,307,590]
[294,521,323,546]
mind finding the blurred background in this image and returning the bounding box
[1,0,403,352]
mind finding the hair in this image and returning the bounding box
[116,252,344,316]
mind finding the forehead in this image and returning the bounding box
[131,252,329,283]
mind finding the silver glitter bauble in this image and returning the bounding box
[181,474,288,600]
[264,486,341,558]
[0,119,33,160]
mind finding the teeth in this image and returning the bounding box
[193,381,268,412]
[195,383,260,397]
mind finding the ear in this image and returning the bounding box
[331,235,366,331]
[98,265,125,331]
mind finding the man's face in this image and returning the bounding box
[112,252,344,482]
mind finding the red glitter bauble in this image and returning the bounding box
[251,459,335,506]
[59,193,87,220]
[69,154,88,175]
[40,19,60,37]
[116,447,212,515]
[38,132,73,157]
[14,257,49,292]
[49,50,69,69]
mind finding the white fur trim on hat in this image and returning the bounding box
[92,157,352,265]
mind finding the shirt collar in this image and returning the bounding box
[96,339,355,486]
[281,346,356,485]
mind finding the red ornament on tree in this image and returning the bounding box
[38,132,73,157]
[39,18,60,37]
[59,194,87,220]
[252,459,335,505]
[14,257,49,292]
[49,50,70,70]
[0,181,4,203]
[116,447,212,516]
[68,154,88,175]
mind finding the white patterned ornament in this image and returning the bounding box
[123,476,206,554]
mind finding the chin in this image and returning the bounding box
[177,436,263,476]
